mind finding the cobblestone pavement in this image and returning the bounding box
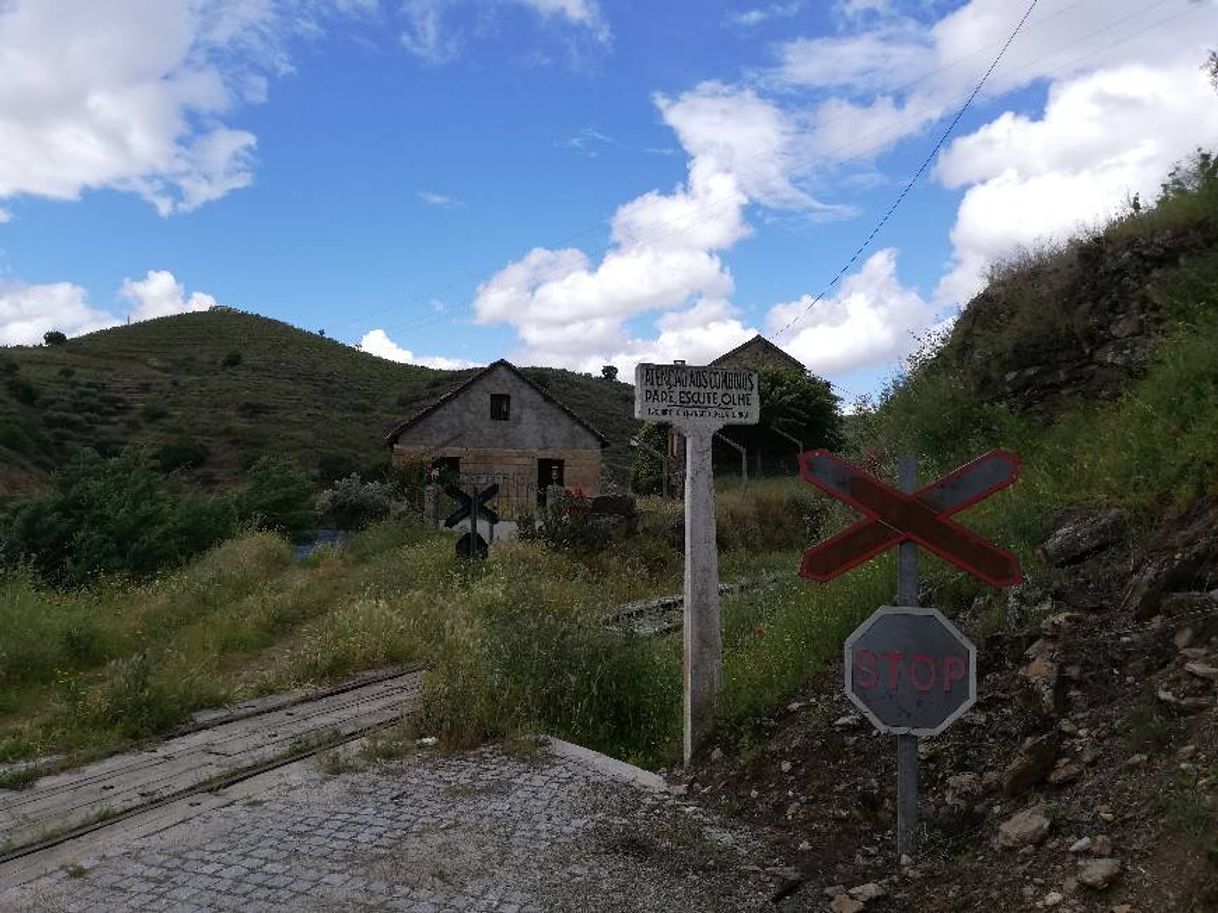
[1,741,777,912]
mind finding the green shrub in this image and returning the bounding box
[316,452,360,486]
[5,376,38,405]
[420,565,679,765]
[221,349,243,368]
[155,438,210,472]
[43,330,68,346]
[0,450,237,587]
[315,475,394,530]
[68,652,224,740]
[237,456,316,539]
[139,402,169,423]
[0,419,36,455]
[518,489,612,553]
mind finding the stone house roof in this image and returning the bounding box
[709,335,805,373]
[383,359,609,448]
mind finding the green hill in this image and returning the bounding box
[0,309,640,494]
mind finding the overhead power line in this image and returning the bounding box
[770,0,1040,341]
[354,0,1203,358]
[336,0,1081,337]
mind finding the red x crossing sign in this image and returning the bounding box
[798,450,1022,588]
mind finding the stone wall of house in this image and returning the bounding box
[394,364,602,451]
[393,445,603,510]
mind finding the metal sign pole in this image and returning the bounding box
[896,454,918,859]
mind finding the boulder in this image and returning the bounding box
[997,806,1051,849]
[1039,510,1125,566]
[1004,733,1061,795]
[1078,857,1121,890]
[848,883,885,902]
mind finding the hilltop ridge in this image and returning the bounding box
[0,310,639,493]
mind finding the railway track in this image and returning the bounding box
[0,667,424,871]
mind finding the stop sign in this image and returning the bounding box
[843,606,977,737]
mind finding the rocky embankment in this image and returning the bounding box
[940,228,1212,416]
[674,499,1218,913]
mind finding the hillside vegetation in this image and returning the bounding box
[855,150,1218,523]
[0,309,639,493]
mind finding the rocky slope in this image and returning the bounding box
[934,223,1216,417]
[674,500,1218,912]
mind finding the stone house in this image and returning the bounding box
[665,335,808,484]
[385,360,607,508]
[709,334,805,373]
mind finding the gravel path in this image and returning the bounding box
[2,740,777,913]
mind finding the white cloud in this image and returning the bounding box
[473,82,852,371]
[400,0,609,63]
[0,269,227,343]
[400,1,458,63]
[517,0,608,39]
[0,207,9,224]
[935,60,1218,304]
[655,82,843,212]
[777,28,933,93]
[768,249,938,374]
[0,281,119,345]
[775,0,1218,165]
[418,190,462,207]
[0,0,374,215]
[473,0,1218,382]
[359,328,479,369]
[119,270,220,321]
[727,2,803,28]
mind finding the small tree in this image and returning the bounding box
[757,367,843,449]
[43,330,68,346]
[601,365,619,381]
[629,422,669,495]
[236,456,316,539]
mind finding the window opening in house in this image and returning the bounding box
[490,393,511,421]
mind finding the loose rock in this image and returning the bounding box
[1078,857,1122,890]
[830,895,865,913]
[848,882,885,901]
[1004,733,1061,795]
[997,807,1052,849]
[1069,836,1092,854]
[1184,661,1218,683]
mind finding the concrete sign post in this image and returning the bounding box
[798,450,1021,858]
[635,363,759,763]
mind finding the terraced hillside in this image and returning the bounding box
[0,310,638,493]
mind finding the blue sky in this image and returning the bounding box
[2,0,1217,401]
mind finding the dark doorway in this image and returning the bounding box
[430,456,460,484]
[537,458,565,505]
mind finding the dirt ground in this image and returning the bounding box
[674,502,1218,913]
